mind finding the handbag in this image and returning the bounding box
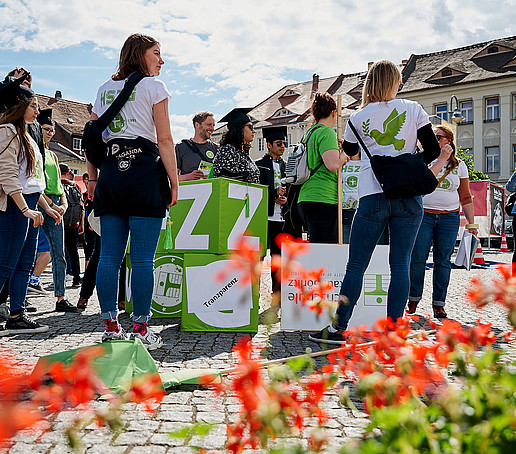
[83,72,146,169]
[348,120,438,199]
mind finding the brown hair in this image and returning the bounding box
[361,60,401,107]
[434,125,459,171]
[192,111,214,126]
[311,92,336,123]
[113,34,159,80]
[0,96,35,176]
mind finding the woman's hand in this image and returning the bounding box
[467,227,478,236]
[55,204,65,216]
[24,209,44,227]
[439,144,453,160]
[44,206,62,225]
[169,185,178,207]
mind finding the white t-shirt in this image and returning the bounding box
[19,135,46,195]
[422,160,468,211]
[269,160,283,222]
[92,76,171,144]
[344,98,430,199]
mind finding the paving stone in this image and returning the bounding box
[156,411,194,422]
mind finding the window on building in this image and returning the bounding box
[273,109,294,118]
[486,146,500,173]
[486,97,500,121]
[513,144,516,169]
[435,104,448,122]
[72,137,82,151]
[460,101,473,124]
[487,46,499,54]
[513,94,516,119]
[286,134,292,148]
[441,69,452,77]
[258,137,265,153]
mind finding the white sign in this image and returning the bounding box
[281,243,390,331]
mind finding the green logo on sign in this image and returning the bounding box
[363,274,388,306]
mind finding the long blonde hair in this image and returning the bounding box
[361,60,401,108]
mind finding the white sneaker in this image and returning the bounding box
[130,328,163,350]
[101,327,128,342]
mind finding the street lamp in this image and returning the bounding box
[449,95,464,124]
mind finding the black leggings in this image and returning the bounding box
[298,201,338,244]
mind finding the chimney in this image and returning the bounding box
[310,73,319,100]
[401,59,408,66]
[55,90,62,100]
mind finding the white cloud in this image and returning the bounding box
[2,0,516,108]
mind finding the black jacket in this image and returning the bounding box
[255,153,286,217]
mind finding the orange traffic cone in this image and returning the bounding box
[473,243,486,265]
[499,232,510,252]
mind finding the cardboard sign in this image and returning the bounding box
[163,178,268,255]
[181,253,258,332]
[281,243,390,331]
[125,253,183,318]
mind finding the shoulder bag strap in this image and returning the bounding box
[183,139,205,160]
[303,125,324,176]
[0,132,18,157]
[438,166,453,184]
[95,72,147,131]
[347,120,372,160]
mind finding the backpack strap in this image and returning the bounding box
[303,125,324,176]
[183,139,206,160]
[95,72,147,131]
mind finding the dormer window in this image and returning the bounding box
[487,46,499,54]
[273,108,294,118]
[283,90,297,96]
[67,117,74,124]
[441,69,452,77]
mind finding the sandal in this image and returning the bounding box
[407,301,419,314]
[432,305,447,319]
[77,297,88,311]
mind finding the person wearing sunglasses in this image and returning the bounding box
[408,124,477,319]
[213,108,260,184]
[255,126,288,292]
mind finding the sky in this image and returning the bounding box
[1,0,515,141]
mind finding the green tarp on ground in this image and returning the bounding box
[31,339,162,394]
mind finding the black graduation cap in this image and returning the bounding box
[0,74,34,113]
[262,126,287,143]
[219,107,253,127]
[37,109,53,125]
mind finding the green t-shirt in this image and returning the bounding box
[44,148,64,196]
[298,125,339,204]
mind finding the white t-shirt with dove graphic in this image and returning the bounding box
[344,98,430,199]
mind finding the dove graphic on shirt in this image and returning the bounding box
[363,109,406,151]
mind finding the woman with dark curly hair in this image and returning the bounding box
[297,92,350,243]
[213,108,260,184]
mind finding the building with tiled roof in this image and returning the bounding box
[218,36,516,183]
[36,91,91,176]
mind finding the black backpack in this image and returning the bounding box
[63,182,83,227]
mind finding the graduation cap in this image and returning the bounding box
[0,74,34,113]
[219,107,253,127]
[262,126,287,143]
[37,108,53,125]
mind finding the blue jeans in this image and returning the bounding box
[97,215,162,323]
[0,193,40,315]
[336,193,423,330]
[40,194,66,297]
[409,211,460,307]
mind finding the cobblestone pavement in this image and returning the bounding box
[1,249,515,453]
